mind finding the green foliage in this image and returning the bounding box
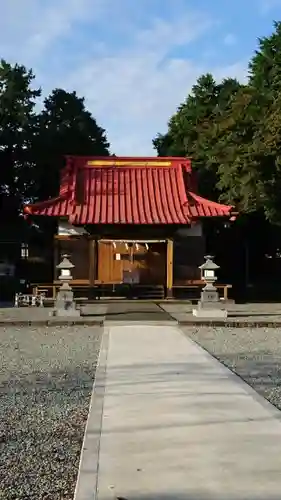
[153,21,281,225]
[153,74,241,199]
[249,21,281,95]
[32,89,110,200]
[0,62,110,211]
[212,87,264,211]
[0,60,40,201]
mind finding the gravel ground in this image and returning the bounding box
[0,325,102,500]
[184,326,281,410]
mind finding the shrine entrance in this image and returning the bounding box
[97,240,167,286]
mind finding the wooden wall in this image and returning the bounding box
[53,234,205,286]
[53,237,167,285]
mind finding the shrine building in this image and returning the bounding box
[24,156,235,299]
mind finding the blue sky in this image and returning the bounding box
[1,0,281,155]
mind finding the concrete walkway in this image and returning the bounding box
[75,325,281,500]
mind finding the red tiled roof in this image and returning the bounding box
[24,156,234,224]
[186,192,235,218]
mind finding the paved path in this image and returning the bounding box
[105,302,174,323]
[75,325,281,500]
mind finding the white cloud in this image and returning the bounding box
[64,17,247,154]
[0,0,105,63]
[0,0,248,155]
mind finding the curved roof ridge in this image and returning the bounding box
[188,191,234,210]
[24,193,69,214]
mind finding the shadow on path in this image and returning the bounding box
[115,495,281,500]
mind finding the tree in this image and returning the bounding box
[153,74,219,158]
[210,86,263,212]
[249,20,281,96]
[0,60,41,264]
[31,89,110,201]
[216,21,281,223]
[246,20,281,224]
[153,74,241,199]
[249,92,281,224]
[153,21,281,224]
[0,59,40,202]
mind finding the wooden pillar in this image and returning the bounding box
[53,239,60,299]
[89,239,96,284]
[53,238,59,281]
[166,238,174,298]
[94,239,99,283]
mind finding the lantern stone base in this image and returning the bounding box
[193,298,227,318]
[52,307,80,318]
[200,287,220,303]
[51,282,81,317]
[192,306,227,319]
[193,285,227,318]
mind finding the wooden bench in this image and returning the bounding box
[173,282,232,301]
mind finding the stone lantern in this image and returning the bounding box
[57,254,74,282]
[193,255,227,319]
[199,255,220,301]
[52,254,80,317]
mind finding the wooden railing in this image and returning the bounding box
[173,281,232,301]
[30,281,233,301]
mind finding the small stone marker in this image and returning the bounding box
[192,255,227,319]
